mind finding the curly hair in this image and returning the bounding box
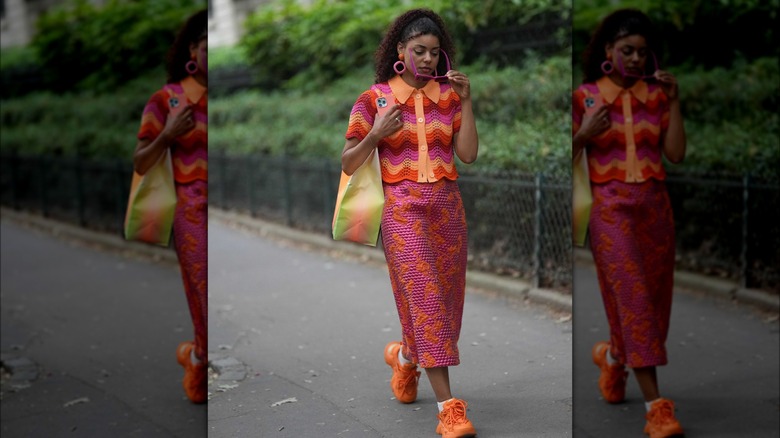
[581,8,659,83]
[166,9,207,83]
[374,9,456,84]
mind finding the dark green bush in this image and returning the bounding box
[209,53,572,177]
[28,0,201,94]
[0,71,166,158]
[240,0,570,90]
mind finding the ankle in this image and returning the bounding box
[645,398,662,411]
[398,348,411,365]
[437,398,455,412]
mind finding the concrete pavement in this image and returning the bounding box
[207,216,573,437]
[573,263,780,437]
[1,216,206,437]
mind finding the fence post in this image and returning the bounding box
[39,155,49,217]
[117,159,127,234]
[75,153,86,227]
[283,155,293,226]
[323,159,333,229]
[247,155,255,217]
[533,172,543,289]
[219,150,227,209]
[10,149,20,210]
[740,173,750,289]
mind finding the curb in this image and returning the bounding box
[1,207,178,265]
[574,248,779,312]
[0,207,572,312]
[210,208,572,313]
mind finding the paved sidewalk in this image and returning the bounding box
[207,217,573,437]
[573,262,779,437]
[1,215,206,437]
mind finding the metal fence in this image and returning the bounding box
[0,153,132,234]
[1,153,777,293]
[209,153,573,291]
[664,172,779,292]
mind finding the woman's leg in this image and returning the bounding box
[633,366,660,401]
[425,367,452,402]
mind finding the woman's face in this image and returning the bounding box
[190,38,207,76]
[606,34,647,77]
[398,34,441,79]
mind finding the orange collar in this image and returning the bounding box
[181,76,207,104]
[596,76,647,104]
[388,75,440,104]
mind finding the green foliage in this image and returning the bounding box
[0,46,38,70]
[208,45,250,69]
[29,0,201,94]
[209,54,572,177]
[572,0,778,73]
[0,71,166,158]
[240,0,570,91]
[672,56,779,178]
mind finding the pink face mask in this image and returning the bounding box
[408,48,451,82]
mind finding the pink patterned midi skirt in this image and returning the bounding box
[589,179,675,368]
[381,179,468,368]
[173,180,208,362]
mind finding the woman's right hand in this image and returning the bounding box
[162,105,195,141]
[578,105,611,140]
[369,104,404,140]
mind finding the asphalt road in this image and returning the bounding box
[207,218,573,437]
[573,263,780,437]
[0,219,207,437]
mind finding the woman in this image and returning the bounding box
[133,9,208,404]
[572,8,686,438]
[341,8,478,438]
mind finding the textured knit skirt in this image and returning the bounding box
[381,179,468,368]
[172,179,208,362]
[589,179,675,368]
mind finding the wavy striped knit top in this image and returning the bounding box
[346,75,462,183]
[572,76,670,183]
[137,76,207,183]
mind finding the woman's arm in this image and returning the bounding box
[573,105,610,160]
[655,70,686,163]
[453,97,478,163]
[133,105,194,175]
[341,104,403,175]
[447,70,478,163]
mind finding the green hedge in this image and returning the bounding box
[209,53,572,176]
[240,0,570,91]
[0,71,166,158]
[2,0,201,96]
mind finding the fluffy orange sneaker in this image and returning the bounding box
[644,398,684,438]
[592,341,628,403]
[177,341,207,404]
[384,341,421,403]
[436,398,477,438]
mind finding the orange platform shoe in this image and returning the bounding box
[436,398,477,438]
[177,341,207,404]
[384,341,420,404]
[592,341,628,403]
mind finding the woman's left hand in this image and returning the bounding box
[446,70,471,99]
[654,69,679,101]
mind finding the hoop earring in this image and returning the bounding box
[393,60,406,75]
[185,60,198,75]
[601,60,614,75]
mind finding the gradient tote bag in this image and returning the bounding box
[332,149,385,246]
[572,150,592,247]
[124,150,177,246]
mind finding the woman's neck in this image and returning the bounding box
[400,71,429,89]
[607,72,637,89]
